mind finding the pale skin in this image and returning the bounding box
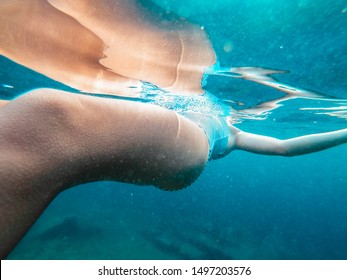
[1,0,347,260]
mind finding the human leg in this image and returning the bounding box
[0,89,209,258]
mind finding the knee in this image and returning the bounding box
[0,89,79,153]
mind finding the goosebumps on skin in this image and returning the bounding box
[0,0,215,96]
[0,89,210,190]
[0,89,210,258]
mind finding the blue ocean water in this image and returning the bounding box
[1,0,347,259]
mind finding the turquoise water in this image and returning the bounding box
[1,0,347,259]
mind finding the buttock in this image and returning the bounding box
[179,112,230,160]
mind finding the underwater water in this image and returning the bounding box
[1,0,347,259]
